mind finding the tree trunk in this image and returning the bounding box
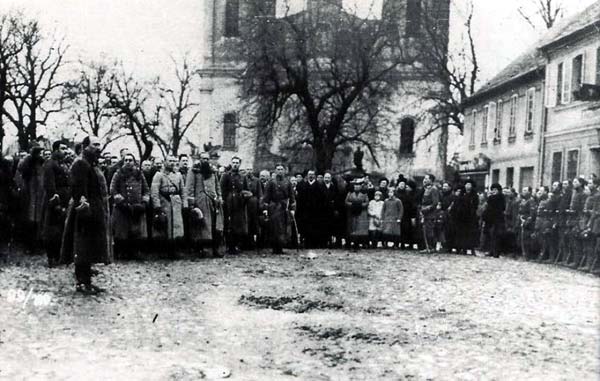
[313,140,335,174]
[18,130,29,151]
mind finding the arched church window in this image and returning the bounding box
[400,117,415,154]
[225,0,240,37]
[406,0,422,37]
[223,113,237,149]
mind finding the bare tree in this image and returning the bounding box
[62,59,125,150]
[239,0,421,173]
[517,0,563,30]
[3,16,68,150]
[0,12,23,153]
[148,55,200,157]
[106,66,161,161]
[414,1,478,175]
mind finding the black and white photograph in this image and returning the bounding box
[0,0,599,379]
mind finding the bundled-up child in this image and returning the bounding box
[433,202,446,252]
[381,187,403,248]
[368,190,384,248]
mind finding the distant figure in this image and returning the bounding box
[353,147,364,172]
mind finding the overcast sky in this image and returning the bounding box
[1,0,596,85]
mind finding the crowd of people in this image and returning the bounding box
[0,137,599,294]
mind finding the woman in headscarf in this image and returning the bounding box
[345,178,369,250]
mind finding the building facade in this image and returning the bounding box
[541,2,600,184]
[196,0,450,178]
[460,49,546,191]
[459,1,600,190]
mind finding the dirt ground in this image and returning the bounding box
[0,249,598,380]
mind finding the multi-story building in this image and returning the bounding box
[459,1,600,190]
[459,49,546,190]
[197,0,451,177]
[540,1,600,184]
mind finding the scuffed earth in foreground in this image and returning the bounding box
[0,249,598,380]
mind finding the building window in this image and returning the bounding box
[551,151,563,183]
[223,113,237,149]
[406,0,421,37]
[519,166,534,190]
[492,169,500,185]
[525,88,535,135]
[566,149,579,180]
[508,95,517,138]
[481,105,488,144]
[224,0,240,37]
[399,117,415,154]
[571,54,584,92]
[506,167,514,188]
[470,110,477,146]
[556,62,563,105]
[494,99,503,143]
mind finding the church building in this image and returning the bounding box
[197,0,450,179]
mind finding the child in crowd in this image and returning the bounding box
[368,190,384,248]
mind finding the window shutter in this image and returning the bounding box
[563,59,572,103]
[545,63,557,107]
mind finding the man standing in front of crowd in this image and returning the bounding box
[41,141,71,267]
[221,156,251,254]
[262,164,296,254]
[151,155,187,258]
[419,174,440,253]
[110,153,150,260]
[518,186,536,259]
[60,136,112,294]
[186,152,224,258]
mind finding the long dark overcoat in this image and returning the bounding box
[41,154,71,244]
[221,170,250,236]
[60,153,113,265]
[262,176,296,248]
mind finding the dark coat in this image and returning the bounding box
[60,152,113,265]
[15,155,45,225]
[41,154,71,244]
[0,158,16,240]
[451,191,479,249]
[261,176,296,248]
[110,167,150,240]
[245,175,262,237]
[221,170,250,236]
[484,193,505,226]
[297,180,327,243]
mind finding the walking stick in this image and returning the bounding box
[291,213,300,253]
